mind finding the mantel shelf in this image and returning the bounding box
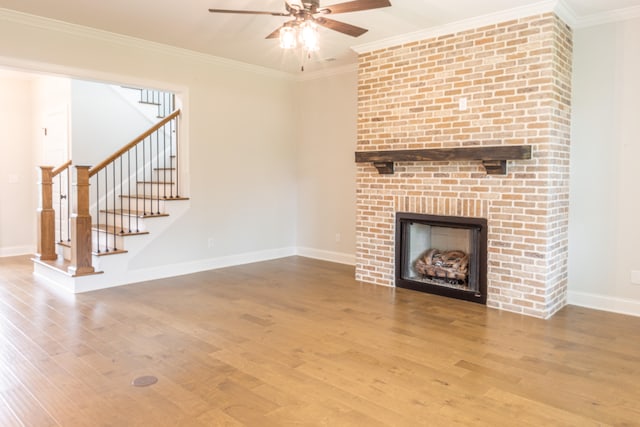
[354,145,532,175]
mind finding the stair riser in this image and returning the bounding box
[119,198,167,213]
[136,182,177,197]
[92,232,125,251]
[97,212,148,231]
[152,169,178,182]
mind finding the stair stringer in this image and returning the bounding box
[109,85,172,124]
[33,198,190,293]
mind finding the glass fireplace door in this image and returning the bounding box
[396,213,487,304]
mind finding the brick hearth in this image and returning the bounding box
[355,13,572,318]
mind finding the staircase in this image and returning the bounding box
[33,88,189,293]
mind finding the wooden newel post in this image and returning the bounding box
[36,166,57,261]
[69,166,95,276]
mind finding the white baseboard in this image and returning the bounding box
[568,291,640,317]
[71,246,298,293]
[0,245,34,257]
[296,247,355,266]
[130,246,299,283]
[31,246,356,294]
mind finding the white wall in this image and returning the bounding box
[0,73,35,256]
[0,12,297,268]
[71,80,154,165]
[295,71,357,265]
[31,75,71,166]
[569,16,640,316]
[9,8,639,319]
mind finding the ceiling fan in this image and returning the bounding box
[208,0,392,40]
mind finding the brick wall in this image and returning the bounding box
[355,13,573,318]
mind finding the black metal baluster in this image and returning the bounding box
[175,116,180,198]
[127,150,132,233]
[149,134,153,214]
[142,136,146,216]
[119,157,124,234]
[112,162,117,250]
[66,167,71,243]
[135,145,140,231]
[163,121,167,199]
[155,129,160,214]
[96,174,101,253]
[169,118,174,198]
[104,169,109,252]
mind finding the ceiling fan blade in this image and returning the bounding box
[319,0,391,15]
[265,25,285,39]
[208,8,290,17]
[315,17,368,37]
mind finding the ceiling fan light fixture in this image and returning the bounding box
[279,26,298,49]
[209,0,393,69]
[299,21,319,52]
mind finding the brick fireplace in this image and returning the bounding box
[355,13,572,318]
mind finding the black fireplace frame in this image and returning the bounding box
[395,212,488,304]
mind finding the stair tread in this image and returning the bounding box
[93,248,128,257]
[100,209,169,218]
[92,224,149,235]
[119,195,189,201]
[137,181,175,184]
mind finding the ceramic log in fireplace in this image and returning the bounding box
[395,213,487,304]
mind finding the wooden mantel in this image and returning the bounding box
[354,145,532,175]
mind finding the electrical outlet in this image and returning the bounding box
[632,271,640,285]
[458,97,467,111]
[335,233,341,243]
[207,238,214,248]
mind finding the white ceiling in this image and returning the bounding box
[0,0,639,74]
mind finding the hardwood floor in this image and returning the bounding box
[1,255,639,426]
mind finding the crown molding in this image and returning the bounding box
[0,8,296,81]
[553,0,578,28]
[573,5,640,28]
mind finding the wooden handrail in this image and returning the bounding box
[88,109,180,177]
[52,160,72,177]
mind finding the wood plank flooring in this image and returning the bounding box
[1,255,639,426]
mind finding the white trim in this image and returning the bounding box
[38,247,296,293]
[0,245,34,257]
[126,246,299,286]
[32,247,357,294]
[573,5,640,29]
[0,8,295,80]
[0,54,188,97]
[553,0,578,28]
[86,247,299,293]
[296,247,356,266]
[352,0,560,54]
[568,291,640,318]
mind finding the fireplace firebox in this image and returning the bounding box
[395,213,487,304]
